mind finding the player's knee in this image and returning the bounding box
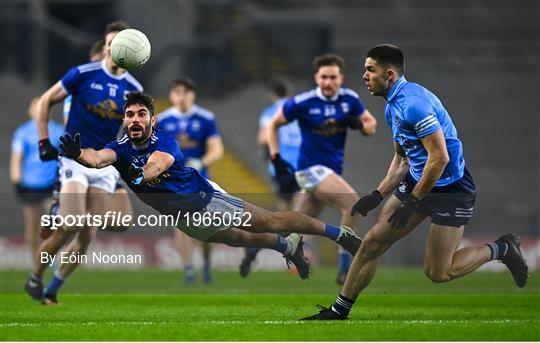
[360,232,389,258]
[424,267,452,283]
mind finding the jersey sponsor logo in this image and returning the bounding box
[65,170,72,179]
[164,123,176,132]
[309,108,321,115]
[90,83,104,91]
[177,133,199,149]
[311,118,346,137]
[340,102,349,113]
[86,99,122,120]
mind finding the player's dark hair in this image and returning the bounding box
[313,53,345,73]
[170,77,197,92]
[269,77,291,98]
[366,44,405,76]
[105,20,130,35]
[123,92,155,116]
[89,39,104,60]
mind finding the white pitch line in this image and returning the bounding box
[1,319,536,328]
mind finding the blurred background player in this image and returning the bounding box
[24,20,142,305]
[267,53,377,284]
[10,98,64,259]
[40,38,108,240]
[239,77,301,277]
[156,77,224,284]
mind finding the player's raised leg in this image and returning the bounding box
[423,224,528,287]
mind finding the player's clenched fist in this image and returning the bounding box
[129,164,144,185]
[350,190,383,217]
[38,138,59,161]
[271,153,295,176]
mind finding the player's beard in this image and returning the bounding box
[127,123,152,144]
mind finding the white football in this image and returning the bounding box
[110,29,151,70]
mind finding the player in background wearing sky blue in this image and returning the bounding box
[156,77,224,284]
[268,54,377,284]
[10,98,64,259]
[58,91,363,284]
[239,77,301,277]
[302,44,529,320]
[25,21,142,306]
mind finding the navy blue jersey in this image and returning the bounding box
[104,130,214,214]
[61,60,143,150]
[385,77,465,186]
[155,105,219,179]
[282,87,366,174]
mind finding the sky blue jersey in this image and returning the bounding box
[282,87,366,174]
[155,105,219,179]
[385,77,465,186]
[61,60,143,150]
[12,120,64,188]
[104,130,214,214]
[259,98,301,175]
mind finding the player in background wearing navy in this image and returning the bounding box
[156,77,224,284]
[268,54,377,284]
[59,92,363,283]
[239,77,301,277]
[25,21,142,305]
[302,44,529,320]
[10,98,64,258]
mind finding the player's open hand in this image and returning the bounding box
[351,190,383,216]
[129,163,144,185]
[59,133,81,159]
[271,153,295,176]
[388,195,421,229]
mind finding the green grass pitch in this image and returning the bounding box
[1,267,538,341]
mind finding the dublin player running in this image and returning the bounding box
[24,21,141,305]
[156,77,224,284]
[58,92,363,281]
[268,54,377,284]
[302,44,529,320]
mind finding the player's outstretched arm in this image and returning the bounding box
[59,133,117,169]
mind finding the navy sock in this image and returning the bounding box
[44,272,65,295]
[273,235,290,255]
[323,224,341,241]
[338,251,352,274]
[184,264,195,277]
[331,293,355,317]
[487,239,509,260]
[247,247,260,256]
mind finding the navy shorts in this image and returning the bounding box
[272,173,300,201]
[15,184,55,205]
[394,168,476,227]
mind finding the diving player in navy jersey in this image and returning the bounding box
[302,44,529,321]
[59,92,364,285]
[25,21,140,305]
[156,77,224,284]
[267,54,377,284]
